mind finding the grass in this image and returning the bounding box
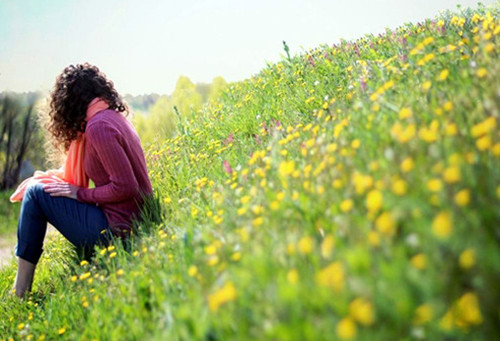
[1,3,500,340]
[0,191,20,247]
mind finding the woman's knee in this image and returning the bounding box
[24,183,47,201]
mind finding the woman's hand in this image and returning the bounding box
[43,182,80,200]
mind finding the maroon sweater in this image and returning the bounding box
[76,109,153,237]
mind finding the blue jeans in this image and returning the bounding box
[15,183,112,265]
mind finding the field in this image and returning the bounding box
[1,4,500,340]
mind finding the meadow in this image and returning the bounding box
[1,3,500,340]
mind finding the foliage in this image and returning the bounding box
[1,4,500,340]
[133,76,227,145]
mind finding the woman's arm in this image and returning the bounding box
[76,122,139,204]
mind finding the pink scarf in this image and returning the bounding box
[10,98,109,202]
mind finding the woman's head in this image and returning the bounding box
[47,63,128,151]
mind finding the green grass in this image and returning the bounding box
[2,3,500,340]
[0,191,20,247]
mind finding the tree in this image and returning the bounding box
[0,94,40,190]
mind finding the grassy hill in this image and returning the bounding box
[2,4,500,340]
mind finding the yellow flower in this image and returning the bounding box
[497,185,500,199]
[398,107,412,119]
[459,248,475,269]
[443,166,461,183]
[80,260,89,266]
[413,304,434,325]
[253,217,264,227]
[240,195,250,204]
[432,211,453,239]
[321,235,335,258]
[454,292,483,327]
[109,252,117,258]
[349,298,375,326]
[351,139,361,149]
[336,317,357,340]
[297,236,314,254]
[79,272,91,280]
[401,157,414,172]
[340,199,354,213]
[279,160,295,177]
[438,69,450,81]
[368,231,380,247]
[410,253,427,270]
[58,327,66,335]
[207,281,237,312]
[454,189,470,206]
[476,135,492,151]
[18,323,25,330]
[476,67,487,78]
[392,179,407,195]
[441,102,453,113]
[205,245,217,255]
[287,269,299,284]
[116,269,124,276]
[315,261,344,292]
[422,80,432,91]
[427,178,443,192]
[375,211,396,237]
[188,265,198,277]
[366,189,383,212]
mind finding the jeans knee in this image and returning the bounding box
[24,183,46,201]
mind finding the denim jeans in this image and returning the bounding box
[15,183,111,265]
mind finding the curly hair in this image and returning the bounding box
[47,63,129,152]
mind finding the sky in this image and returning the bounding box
[0,0,497,95]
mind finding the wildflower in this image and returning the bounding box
[71,275,77,282]
[476,135,492,150]
[443,166,461,183]
[351,139,361,149]
[279,160,295,177]
[297,236,313,254]
[116,269,124,276]
[422,80,432,91]
[476,68,487,78]
[231,252,241,261]
[109,252,117,258]
[401,157,414,172]
[413,304,434,325]
[315,261,344,292]
[432,211,453,239]
[376,211,396,237]
[207,281,237,312]
[459,248,475,269]
[188,265,198,277]
[58,327,66,335]
[287,269,299,284]
[79,272,91,280]
[410,253,427,270]
[427,179,442,192]
[368,231,380,246]
[340,199,354,212]
[443,101,453,112]
[80,260,89,266]
[321,235,335,258]
[205,245,217,255]
[336,317,357,340]
[349,298,375,326]
[454,189,470,206]
[366,189,383,212]
[18,323,25,330]
[438,69,450,81]
[398,107,412,119]
[392,179,407,195]
[253,217,264,226]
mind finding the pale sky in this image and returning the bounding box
[0,0,496,95]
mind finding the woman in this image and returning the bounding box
[11,63,153,297]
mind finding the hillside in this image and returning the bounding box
[2,4,500,340]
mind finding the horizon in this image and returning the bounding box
[0,0,496,96]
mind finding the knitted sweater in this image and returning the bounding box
[76,109,153,236]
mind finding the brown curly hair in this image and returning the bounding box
[47,63,129,152]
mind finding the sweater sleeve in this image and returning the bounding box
[77,122,139,204]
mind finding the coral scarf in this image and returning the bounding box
[10,98,109,202]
